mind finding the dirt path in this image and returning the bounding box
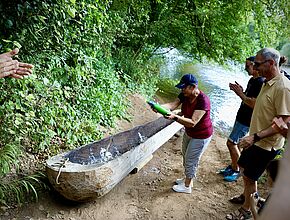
[1,94,258,220]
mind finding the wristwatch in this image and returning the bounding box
[253,133,261,143]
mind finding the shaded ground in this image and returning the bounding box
[1,94,268,220]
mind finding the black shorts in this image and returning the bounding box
[238,145,278,181]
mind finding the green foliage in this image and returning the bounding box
[0,142,21,176]
[0,53,127,152]
[113,47,162,96]
[110,0,290,62]
[0,0,129,205]
[0,172,47,205]
[275,147,285,160]
[281,43,290,63]
[157,78,179,100]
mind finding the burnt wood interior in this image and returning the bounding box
[65,117,173,165]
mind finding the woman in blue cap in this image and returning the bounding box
[155,74,213,194]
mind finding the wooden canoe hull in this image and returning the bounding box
[46,118,183,202]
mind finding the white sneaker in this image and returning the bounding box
[175,178,193,187]
[172,184,192,194]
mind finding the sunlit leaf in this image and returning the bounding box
[68,7,77,18]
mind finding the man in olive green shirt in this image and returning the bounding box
[249,73,289,151]
[226,48,290,220]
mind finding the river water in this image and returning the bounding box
[158,49,250,136]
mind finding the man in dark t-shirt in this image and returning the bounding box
[219,56,264,183]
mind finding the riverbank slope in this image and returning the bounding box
[1,94,267,220]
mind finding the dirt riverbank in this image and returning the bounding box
[1,94,268,220]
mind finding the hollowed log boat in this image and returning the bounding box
[46,117,183,202]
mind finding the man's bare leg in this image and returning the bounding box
[227,140,241,171]
[242,174,258,210]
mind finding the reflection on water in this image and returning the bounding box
[194,63,249,136]
[158,49,249,136]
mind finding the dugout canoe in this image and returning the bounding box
[46,117,183,202]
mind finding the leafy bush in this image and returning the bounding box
[0,0,129,205]
[0,172,48,205]
[281,43,290,64]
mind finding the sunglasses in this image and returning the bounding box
[245,64,252,69]
[254,60,270,68]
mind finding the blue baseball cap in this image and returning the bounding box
[175,74,198,89]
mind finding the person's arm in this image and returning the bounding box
[256,116,290,139]
[272,117,289,138]
[229,82,256,108]
[166,110,206,128]
[161,98,181,111]
[238,116,290,149]
[0,48,33,79]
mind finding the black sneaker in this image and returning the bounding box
[229,192,259,204]
[229,194,245,204]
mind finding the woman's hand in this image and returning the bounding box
[164,113,177,120]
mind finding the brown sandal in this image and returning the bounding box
[226,207,252,220]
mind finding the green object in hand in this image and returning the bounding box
[147,101,171,116]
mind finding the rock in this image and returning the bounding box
[39,205,45,211]
[3,212,9,216]
[0,206,8,212]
